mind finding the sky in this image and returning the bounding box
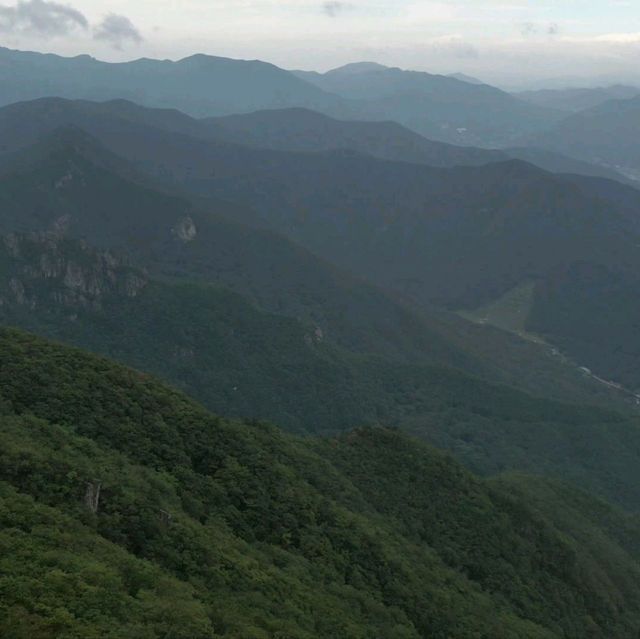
[1,0,639,87]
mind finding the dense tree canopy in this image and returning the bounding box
[2,328,640,637]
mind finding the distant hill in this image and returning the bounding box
[0,46,346,118]
[4,328,640,637]
[3,129,640,509]
[323,61,390,76]
[0,125,476,371]
[516,84,640,112]
[1,100,640,405]
[206,107,507,167]
[0,117,611,409]
[0,47,559,147]
[526,95,640,180]
[0,97,624,185]
[2,98,639,391]
[205,106,631,182]
[504,146,636,183]
[301,62,562,145]
[33,104,635,391]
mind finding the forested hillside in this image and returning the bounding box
[3,232,640,510]
[2,103,640,391]
[3,328,640,638]
[0,125,623,405]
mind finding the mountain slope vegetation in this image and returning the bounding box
[102,121,639,390]
[0,97,624,184]
[3,45,640,639]
[527,95,640,180]
[296,61,561,145]
[2,233,640,511]
[1,118,640,508]
[204,107,507,166]
[205,106,628,182]
[0,122,623,405]
[3,328,640,637]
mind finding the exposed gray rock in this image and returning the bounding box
[173,216,197,242]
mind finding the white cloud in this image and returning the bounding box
[94,13,142,49]
[0,0,88,37]
[594,31,640,43]
[322,1,352,17]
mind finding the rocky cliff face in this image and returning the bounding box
[0,233,148,312]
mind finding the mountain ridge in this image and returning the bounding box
[0,46,559,146]
[2,138,640,510]
[2,103,640,391]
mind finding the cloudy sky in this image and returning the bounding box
[1,0,639,87]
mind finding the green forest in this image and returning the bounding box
[2,328,640,638]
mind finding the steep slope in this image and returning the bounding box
[302,63,561,145]
[4,103,640,390]
[527,95,640,180]
[0,125,472,368]
[0,122,626,407]
[3,328,640,637]
[3,100,630,319]
[113,129,640,390]
[0,46,345,118]
[5,232,640,510]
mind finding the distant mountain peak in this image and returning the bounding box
[326,61,391,76]
[178,52,240,65]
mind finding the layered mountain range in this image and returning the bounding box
[2,45,640,638]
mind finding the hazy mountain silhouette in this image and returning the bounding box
[300,62,562,145]
[0,46,346,117]
[526,95,640,180]
[0,47,559,146]
[516,85,640,112]
[2,98,640,395]
[0,97,626,184]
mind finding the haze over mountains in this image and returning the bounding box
[3,41,640,639]
[527,96,640,180]
[6,136,640,510]
[2,45,637,180]
[0,94,630,187]
[295,61,562,146]
[0,46,345,118]
[517,84,640,113]
[0,47,559,147]
[2,94,640,390]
